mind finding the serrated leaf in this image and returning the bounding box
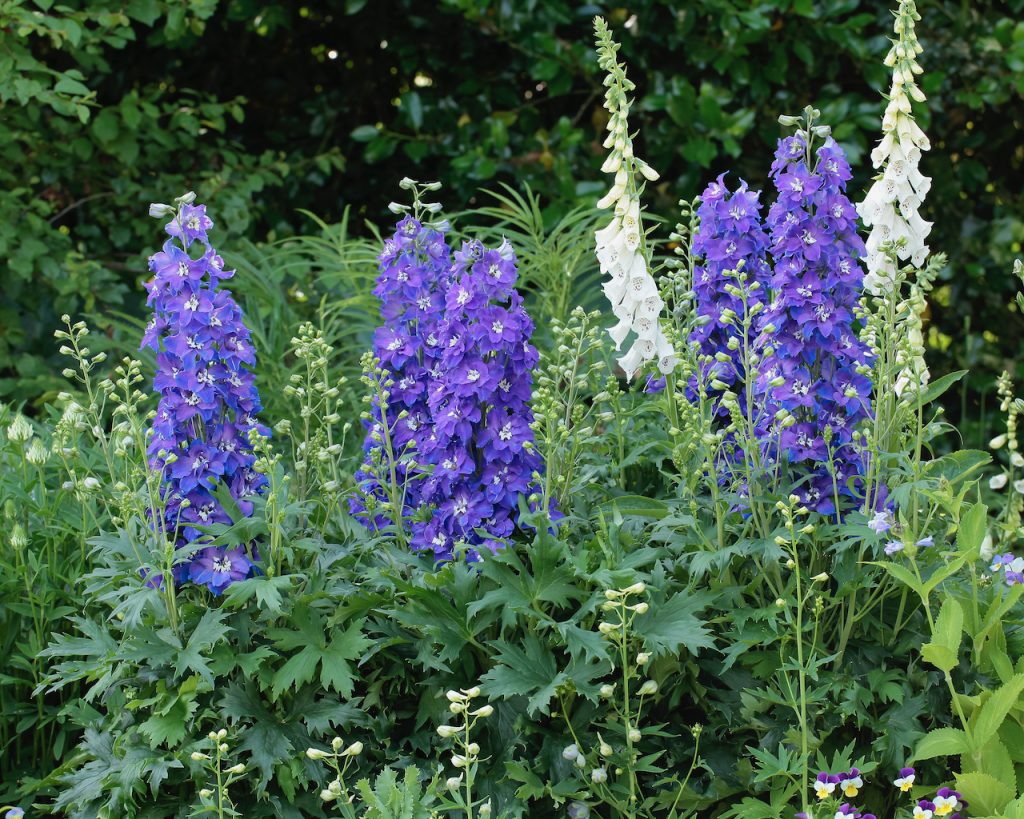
[973,674,1024,750]
[633,591,714,658]
[922,642,958,673]
[934,596,964,657]
[956,502,988,561]
[954,771,1015,815]
[320,621,372,698]
[480,635,564,716]
[271,645,321,699]
[914,727,971,760]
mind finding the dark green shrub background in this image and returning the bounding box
[3,0,1023,441]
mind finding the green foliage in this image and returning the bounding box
[3,0,1024,434]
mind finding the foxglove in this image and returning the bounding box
[143,194,266,593]
[593,17,677,381]
[858,0,932,294]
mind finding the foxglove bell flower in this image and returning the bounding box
[858,0,932,294]
[759,124,873,514]
[417,237,544,560]
[144,195,266,593]
[593,17,677,381]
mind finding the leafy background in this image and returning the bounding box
[2,0,1023,434]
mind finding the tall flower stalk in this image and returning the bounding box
[592,17,677,383]
[418,236,545,561]
[354,180,547,561]
[690,174,772,400]
[758,110,873,517]
[858,0,937,510]
[858,0,932,296]
[351,180,452,542]
[143,193,266,594]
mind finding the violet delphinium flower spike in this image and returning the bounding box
[144,193,266,593]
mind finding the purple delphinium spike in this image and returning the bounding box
[416,237,545,561]
[351,214,453,529]
[144,198,267,593]
[757,132,873,515]
[690,173,772,398]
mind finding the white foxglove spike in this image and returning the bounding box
[858,0,932,296]
[593,16,676,381]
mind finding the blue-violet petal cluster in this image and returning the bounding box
[351,215,452,528]
[143,200,266,593]
[758,134,873,513]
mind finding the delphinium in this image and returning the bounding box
[687,174,781,516]
[417,234,545,560]
[592,16,677,383]
[757,109,873,517]
[350,178,452,541]
[689,174,772,399]
[143,192,267,593]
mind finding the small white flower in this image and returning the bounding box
[990,473,1009,490]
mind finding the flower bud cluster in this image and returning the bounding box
[438,685,492,810]
[192,727,246,813]
[305,734,364,805]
